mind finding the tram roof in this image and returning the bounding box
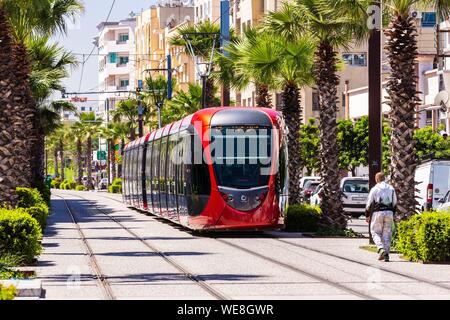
[124,107,279,149]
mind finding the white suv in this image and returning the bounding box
[341,177,369,218]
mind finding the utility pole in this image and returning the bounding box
[220,0,231,106]
[368,1,382,189]
[368,1,382,245]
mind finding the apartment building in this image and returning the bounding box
[97,18,136,119]
[135,3,195,91]
[194,0,221,23]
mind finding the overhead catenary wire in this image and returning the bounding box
[78,0,117,91]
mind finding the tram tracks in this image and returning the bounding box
[55,194,115,300]
[268,237,450,292]
[58,192,229,300]
[56,191,450,300]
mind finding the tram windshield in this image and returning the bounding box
[210,126,272,189]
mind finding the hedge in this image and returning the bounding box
[0,209,42,264]
[108,178,122,194]
[0,284,16,300]
[396,212,450,262]
[15,188,49,230]
[51,177,61,189]
[75,185,87,191]
[284,204,322,232]
[60,180,76,190]
[108,184,122,194]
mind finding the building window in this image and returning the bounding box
[118,33,129,43]
[81,107,86,112]
[119,79,129,88]
[342,53,367,66]
[118,56,129,66]
[109,52,117,64]
[426,110,433,126]
[421,12,437,28]
[312,92,320,111]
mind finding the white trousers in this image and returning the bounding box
[370,211,394,253]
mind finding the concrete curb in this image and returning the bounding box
[0,279,42,298]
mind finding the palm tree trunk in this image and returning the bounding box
[76,139,83,185]
[118,138,125,178]
[54,148,59,177]
[110,140,117,181]
[314,42,346,229]
[59,138,65,181]
[281,82,302,205]
[12,41,35,188]
[87,136,93,190]
[256,83,272,108]
[0,6,23,205]
[205,78,216,108]
[385,15,419,220]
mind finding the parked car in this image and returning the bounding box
[341,177,369,218]
[299,176,320,192]
[436,190,450,212]
[98,178,109,190]
[82,176,96,188]
[309,184,323,206]
[300,180,321,203]
[415,160,450,211]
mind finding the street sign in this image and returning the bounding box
[97,151,107,161]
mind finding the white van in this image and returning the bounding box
[415,160,450,211]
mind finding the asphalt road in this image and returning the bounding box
[36,190,450,300]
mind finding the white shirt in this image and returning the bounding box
[366,181,397,212]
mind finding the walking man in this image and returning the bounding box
[365,172,397,262]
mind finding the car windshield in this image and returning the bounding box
[342,180,369,194]
[210,126,272,189]
[305,181,320,190]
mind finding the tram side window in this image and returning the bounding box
[191,134,211,196]
[160,137,168,198]
[152,139,160,194]
[145,142,152,189]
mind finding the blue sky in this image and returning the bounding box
[53,0,157,95]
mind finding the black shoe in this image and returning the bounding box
[384,254,389,262]
[378,248,386,261]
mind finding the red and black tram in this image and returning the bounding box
[122,107,288,231]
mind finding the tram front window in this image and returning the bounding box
[210,126,272,189]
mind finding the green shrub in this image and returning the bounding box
[285,204,322,232]
[112,178,122,186]
[75,185,87,191]
[397,212,450,262]
[0,209,42,264]
[22,204,49,230]
[108,184,122,194]
[0,284,16,300]
[16,188,45,209]
[15,188,49,230]
[51,177,61,189]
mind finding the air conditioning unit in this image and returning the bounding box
[411,11,422,19]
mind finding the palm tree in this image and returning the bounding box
[112,99,139,141]
[163,84,203,125]
[234,29,315,204]
[265,0,368,228]
[78,112,103,190]
[70,122,84,185]
[215,27,273,108]
[0,3,29,205]
[109,122,130,179]
[100,123,123,183]
[169,21,227,108]
[2,0,83,188]
[383,0,450,220]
